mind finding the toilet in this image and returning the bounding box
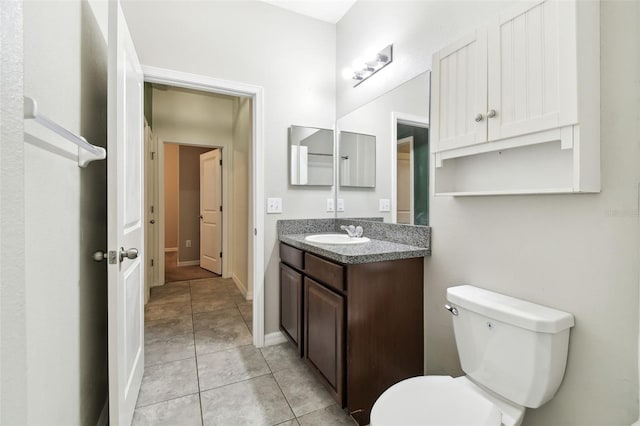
[370,285,575,426]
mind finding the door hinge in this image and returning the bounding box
[150,258,154,267]
[219,205,222,212]
[220,251,223,258]
[150,205,154,214]
[151,151,155,160]
[219,159,222,166]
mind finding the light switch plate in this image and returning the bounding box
[379,199,391,212]
[267,197,282,214]
[337,198,345,212]
[326,198,335,212]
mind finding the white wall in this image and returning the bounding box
[232,98,252,296]
[19,0,109,424]
[0,1,27,423]
[338,1,640,425]
[123,0,336,333]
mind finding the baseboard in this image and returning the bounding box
[97,398,108,426]
[177,260,200,267]
[264,331,287,346]
[164,247,178,253]
[232,273,249,299]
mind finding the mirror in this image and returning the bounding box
[335,71,430,224]
[339,131,376,188]
[289,125,334,186]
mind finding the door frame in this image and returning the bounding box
[390,112,429,224]
[143,65,266,347]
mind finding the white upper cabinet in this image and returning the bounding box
[431,0,600,195]
[432,29,488,152]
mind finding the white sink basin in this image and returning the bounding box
[305,234,370,245]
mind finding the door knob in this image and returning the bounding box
[119,247,139,262]
[93,251,107,262]
[474,113,484,122]
[149,220,155,224]
[487,109,497,118]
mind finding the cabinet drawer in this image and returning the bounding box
[304,253,345,292]
[280,243,304,270]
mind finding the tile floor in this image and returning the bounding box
[135,276,357,426]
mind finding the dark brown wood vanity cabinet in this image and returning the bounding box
[279,242,424,425]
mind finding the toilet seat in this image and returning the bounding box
[370,376,525,426]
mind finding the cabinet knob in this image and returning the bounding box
[487,109,497,118]
[474,113,484,122]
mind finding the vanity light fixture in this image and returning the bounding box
[342,44,393,87]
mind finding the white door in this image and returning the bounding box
[431,28,488,152]
[200,149,222,274]
[107,2,145,425]
[396,137,413,225]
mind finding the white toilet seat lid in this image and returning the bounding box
[370,376,503,426]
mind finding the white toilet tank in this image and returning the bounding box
[447,285,574,409]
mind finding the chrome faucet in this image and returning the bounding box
[340,225,364,238]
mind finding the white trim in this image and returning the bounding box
[177,260,200,267]
[390,112,429,224]
[164,247,178,253]
[97,399,109,426]
[264,331,287,346]
[142,65,265,348]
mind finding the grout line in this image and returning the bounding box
[189,280,206,426]
[134,392,201,409]
[198,371,274,394]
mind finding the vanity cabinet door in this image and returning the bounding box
[280,262,303,356]
[304,277,345,405]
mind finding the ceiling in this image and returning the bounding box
[259,0,357,24]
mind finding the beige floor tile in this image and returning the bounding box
[200,375,294,426]
[194,321,253,356]
[193,308,244,331]
[145,315,193,344]
[145,332,195,366]
[137,358,199,407]
[198,345,270,391]
[145,300,192,321]
[273,364,334,417]
[260,343,304,373]
[132,393,202,426]
[148,281,191,305]
[297,405,357,426]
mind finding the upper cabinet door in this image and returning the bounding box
[487,0,577,141]
[431,28,488,152]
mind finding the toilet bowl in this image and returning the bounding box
[370,376,524,426]
[370,285,574,426]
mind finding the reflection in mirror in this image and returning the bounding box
[339,131,376,188]
[289,125,334,186]
[335,72,430,223]
[396,124,429,225]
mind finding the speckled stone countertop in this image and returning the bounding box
[277,218,431,264]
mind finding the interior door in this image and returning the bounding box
[200,149,222,274]
[107,1,145,424]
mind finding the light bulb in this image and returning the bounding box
[351,57,366,71]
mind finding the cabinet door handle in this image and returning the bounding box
[474,113,484,122]
[487,109,497,118]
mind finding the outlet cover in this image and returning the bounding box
[267,197,283,214]
[379,199,391,212]
[337,198,345,212]
[185,239,192,247]
[326,198,335,212]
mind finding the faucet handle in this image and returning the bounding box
[355,226,363,238]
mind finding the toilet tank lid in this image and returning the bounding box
[447,285,575,333]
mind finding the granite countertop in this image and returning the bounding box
[279,233,430,264]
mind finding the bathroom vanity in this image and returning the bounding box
[278,219,431,425]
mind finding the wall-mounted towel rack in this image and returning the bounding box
[23,96,106,167]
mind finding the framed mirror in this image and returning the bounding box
[289,125,334,186]
[339,131,376,188]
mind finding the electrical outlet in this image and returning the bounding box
[337,198,345,212]
[267,197,283,214]
[326,198,335,212]
[379,199,391,212]
[185,239,192,247]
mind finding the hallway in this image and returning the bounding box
[135,278,356,425]
[164,252,218,283]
